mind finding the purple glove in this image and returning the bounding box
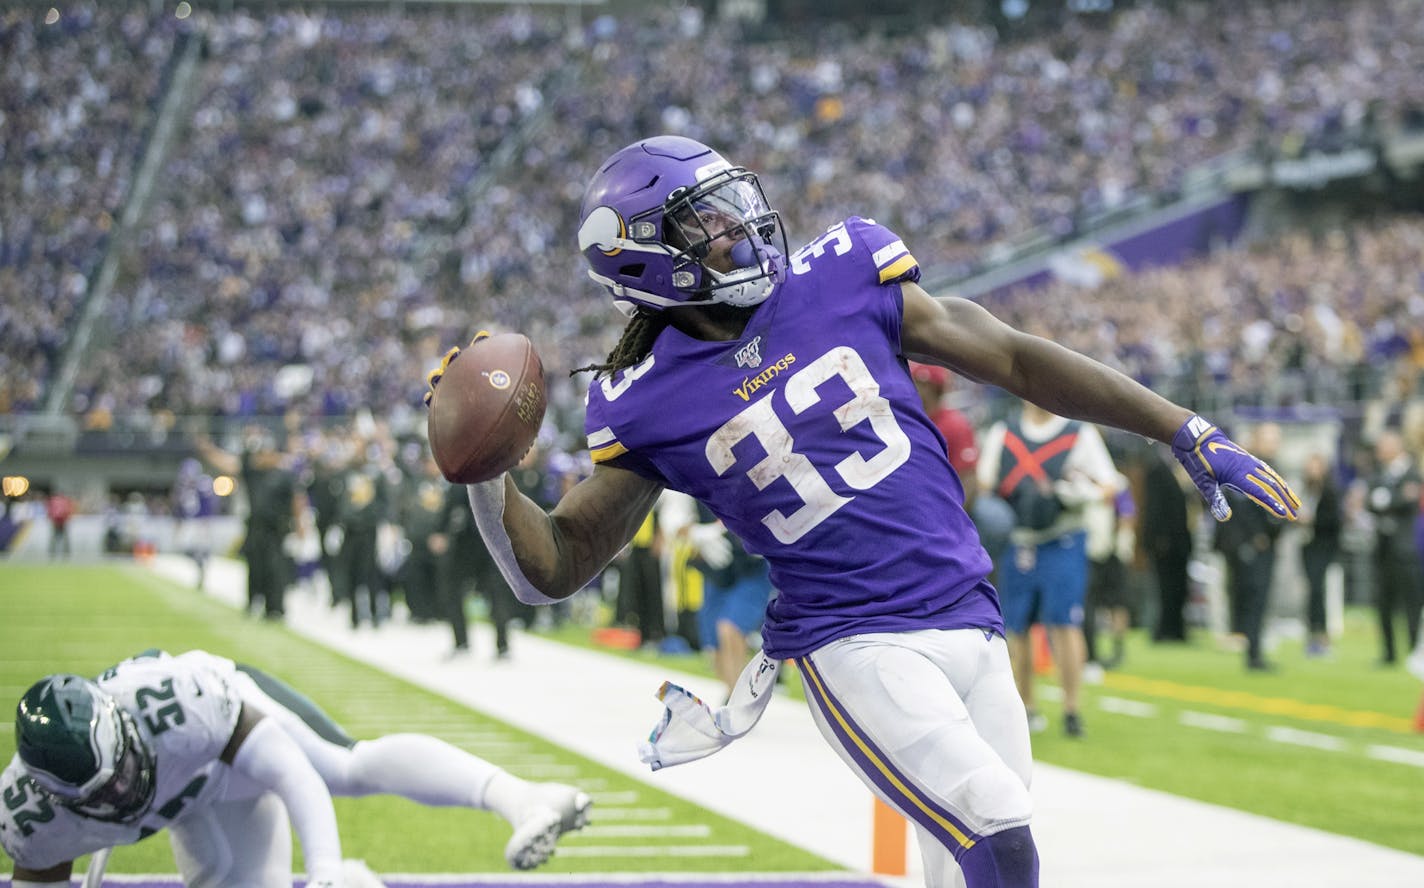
[1171,416,1301,522]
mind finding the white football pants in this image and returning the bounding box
[796,628,1034,888]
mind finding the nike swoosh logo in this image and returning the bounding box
[1205,441,1245,456]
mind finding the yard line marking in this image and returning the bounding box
[482,755,566,766]
[576,824,713,838]
[1265,726,1348,752]
[590,791,641,804]
[1104,673,1413,733]
[568,778,610,791]
[1178,711,1248,733]
[589,807,673,821]
[1365,745,1424,768]
[512,763,582,778]
[1098,696,1158,718]
[553,845,752,858]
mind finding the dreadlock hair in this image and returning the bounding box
[571,309,670,380]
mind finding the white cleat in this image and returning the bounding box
[504,783,593,870]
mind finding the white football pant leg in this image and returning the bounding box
[232,670,501,805]
[169,792,290,888]
[797,629,1033,888]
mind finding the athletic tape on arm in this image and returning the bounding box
[466,478,561,606]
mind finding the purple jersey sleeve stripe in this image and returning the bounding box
[797,654,980,854]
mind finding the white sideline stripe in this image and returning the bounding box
[1098,696,1158,718]
[554,844,752,858]
[1179,710,1248,733]
[1365,745,1424,768]
[577,824,713,838]
[591,806,674,821]
[1265,726,1348,752]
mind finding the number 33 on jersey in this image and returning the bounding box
[583,216,1002,660]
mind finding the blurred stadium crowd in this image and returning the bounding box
[3,0,1424,443]
[4,0,1424,686]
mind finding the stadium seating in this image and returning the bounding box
[4,0,1423,431]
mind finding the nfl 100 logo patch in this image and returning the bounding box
[734,336,763,369]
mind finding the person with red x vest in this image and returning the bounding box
[978,401,1119,738]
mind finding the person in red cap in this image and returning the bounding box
[910,362,981,507]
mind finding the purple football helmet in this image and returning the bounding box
[578,135,788,317]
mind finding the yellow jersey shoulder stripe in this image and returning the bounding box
[877,253,919,284]
[591,441,628,463]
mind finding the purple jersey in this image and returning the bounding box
[585,217,1000,659]
[174,477,217,519]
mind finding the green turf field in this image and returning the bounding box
[0,563,836,875]
[540,604,1424,855]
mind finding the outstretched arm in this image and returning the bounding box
[901,283,1190,442]
[901,283,1299,521]
[468,464,664,603]
[192,433,241,477]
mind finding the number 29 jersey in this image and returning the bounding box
[585,217,1002,659]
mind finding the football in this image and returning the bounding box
[426,332,547,484]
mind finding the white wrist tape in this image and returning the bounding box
[466,478,561,606]
[231,717,343,884]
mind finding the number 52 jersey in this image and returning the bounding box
[1,650,241,871]
[585,217,1002,660]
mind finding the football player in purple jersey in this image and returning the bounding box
[430,136,1299,888]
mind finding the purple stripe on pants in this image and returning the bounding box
[797,655,980,856]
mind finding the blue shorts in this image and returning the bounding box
[699,573,773,650]
[995,531,1087,633]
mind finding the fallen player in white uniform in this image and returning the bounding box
[1,649,590,886]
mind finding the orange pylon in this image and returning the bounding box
[1031,624,1053,675]
[872,797,908,876]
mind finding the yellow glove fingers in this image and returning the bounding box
[424,333,490,409]
[1242,473,1297,520]
[1260,464,1302,510]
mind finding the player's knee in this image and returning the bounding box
[305,738,360,795]
[959,761,1032,830]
